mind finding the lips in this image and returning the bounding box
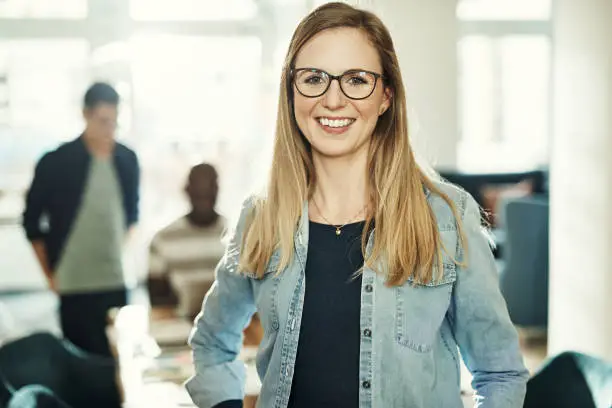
[315,116,356,135]
[317,117,356,128]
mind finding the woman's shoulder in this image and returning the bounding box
[425,180,471,226]
[223,194,265,246]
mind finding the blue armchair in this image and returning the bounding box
[498,195,549,327]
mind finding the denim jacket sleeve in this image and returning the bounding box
[450,194,529,408]
[185,199,257,408]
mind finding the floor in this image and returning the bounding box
[1,289,547,408]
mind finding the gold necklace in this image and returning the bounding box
[312,199,366,236]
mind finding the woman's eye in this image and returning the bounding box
[348,76,368,85]
[305,75,324,84]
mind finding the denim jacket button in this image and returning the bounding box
[362,380,371,389]
[363,328,372,337]
[364,284,373,293]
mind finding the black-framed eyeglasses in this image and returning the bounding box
[292,68,384,100]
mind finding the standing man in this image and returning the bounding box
[22,82,140,356]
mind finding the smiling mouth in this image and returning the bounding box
[317,117,356,128]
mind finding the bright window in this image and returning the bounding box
[0,75,8,125]
[0,0,86,19]
[129,34,261,147]
[0,39,89,200]
[458,35,550,172]
[129,34,263,225]
[457,0,552,21]
[457,0,552,172]
[130,0,257,21]
[0,40,89,134]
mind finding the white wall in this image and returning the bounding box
[548,0,612,360]
[369,0,459,169]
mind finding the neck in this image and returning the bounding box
[187,211,218,227]
[82,131,114,159]
[310,149,369,224]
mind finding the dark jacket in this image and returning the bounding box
[22,136,140,271]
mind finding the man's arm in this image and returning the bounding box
[22,154,55,291]
[31,240,55,291]
[121,150,140,254]
[126,149,140,228]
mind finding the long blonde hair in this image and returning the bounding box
[239,2,466,286]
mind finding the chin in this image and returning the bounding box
[310,140,366,159]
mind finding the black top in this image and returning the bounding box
[288,220,365,408]
[21,136,140,270]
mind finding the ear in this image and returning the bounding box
[379,86,393,116]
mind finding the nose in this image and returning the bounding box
[321,79,346,110]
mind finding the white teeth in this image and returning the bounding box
[318,118,354,128]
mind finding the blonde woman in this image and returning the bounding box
[186,3,528,408]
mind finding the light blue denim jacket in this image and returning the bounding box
[186,182,529,408]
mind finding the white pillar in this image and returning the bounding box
[548,0,612,360]
[368,0,459,169]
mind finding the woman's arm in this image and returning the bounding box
[185,199,257,408]
[450,194,529,408]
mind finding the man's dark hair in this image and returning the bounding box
[83,82,120,109]
[189,163,218,183]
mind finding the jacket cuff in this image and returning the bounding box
[24,227,46,241]
[213,401,243,408]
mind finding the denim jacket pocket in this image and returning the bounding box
[395,268,456,352]
[395,230,458,353]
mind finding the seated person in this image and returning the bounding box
[0,333,121,408]
[147,163,226,320]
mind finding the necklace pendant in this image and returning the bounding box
[335,228,341,236]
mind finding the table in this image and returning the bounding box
[107,305,260,408]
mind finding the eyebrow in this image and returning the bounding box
[295,67,381,75]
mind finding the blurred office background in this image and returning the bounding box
[0,0,610,386]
